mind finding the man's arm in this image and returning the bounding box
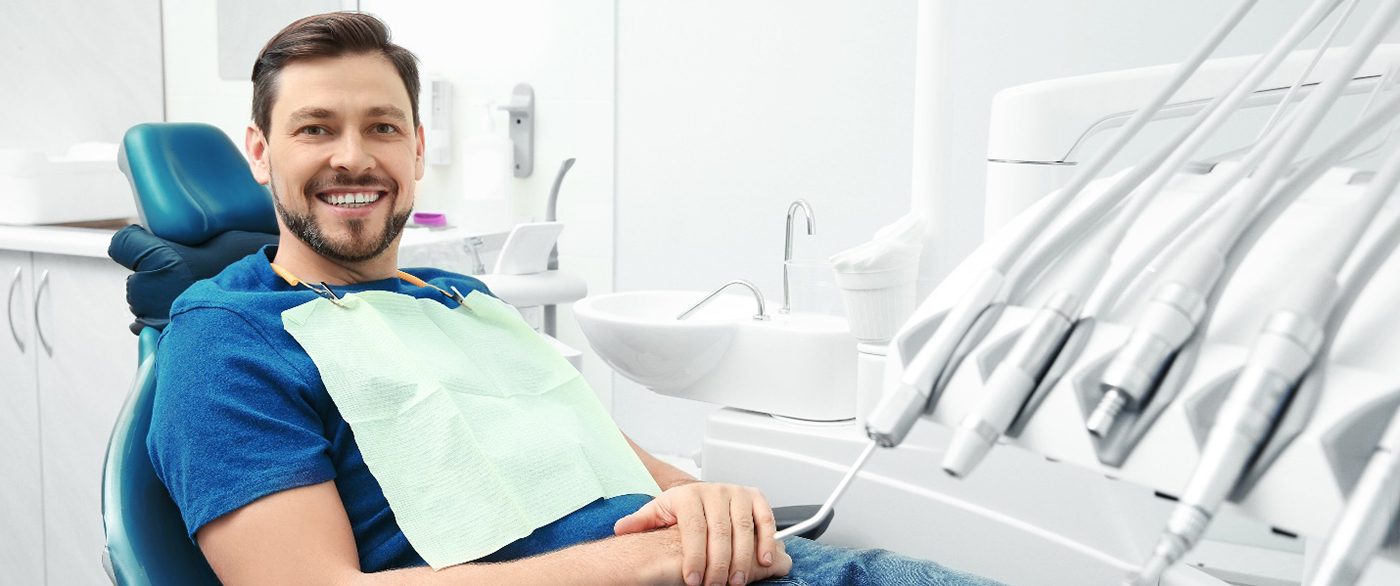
[196,480,792,586]
[625,434,699,490]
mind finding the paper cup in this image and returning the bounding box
[834,266,918,343]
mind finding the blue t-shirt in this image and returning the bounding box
[148,246,651,572]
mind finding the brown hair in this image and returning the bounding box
[251,12,420,136]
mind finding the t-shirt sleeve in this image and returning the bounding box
[148,305,336,540]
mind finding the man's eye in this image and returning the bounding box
[298,126,328,136]
[373,123,399,134]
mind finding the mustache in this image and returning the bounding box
[304,172,398,196]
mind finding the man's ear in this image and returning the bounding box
[415,124,426,180]
[246,124,272,185]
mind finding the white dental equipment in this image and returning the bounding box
[1085,0,1354,440]
[1304,212,1400,586]
[1126,3,1400,577]
[865,0,1265,450]
[939,0,1360,477]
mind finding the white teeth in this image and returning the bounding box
[322,192,382,208]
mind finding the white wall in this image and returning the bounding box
[613,0,920,456]
[0,0,163,152]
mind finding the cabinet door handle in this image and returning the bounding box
[34,270,51,356]
[6,266,23,353]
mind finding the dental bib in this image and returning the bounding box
[281,288,659,569]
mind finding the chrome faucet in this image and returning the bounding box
[677,280,769,321]
[782,199,816,313]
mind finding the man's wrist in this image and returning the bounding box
[630,528,684,585]
[659,477,699,491]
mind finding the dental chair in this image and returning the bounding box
[101,122,278,585]
[100,122,826,585]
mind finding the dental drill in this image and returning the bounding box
[1083,0,1356,440]
[864,0,1264,449]
[1126,12,1400,579]
[939,0,1344,477]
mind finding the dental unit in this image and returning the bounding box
[941,0,1357,477]
[1125,3,1400,579]
[865,0,1267,452]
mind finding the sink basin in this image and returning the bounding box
[574,290,857,421]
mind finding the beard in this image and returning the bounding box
[271,170,412,264]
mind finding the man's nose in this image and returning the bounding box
[329,133,375,175]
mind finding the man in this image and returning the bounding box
[150,11,1000,585]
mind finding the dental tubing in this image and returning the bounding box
[1126,7,1400,578]
[1305,213,1400,586]
[1091,0,1396,441]
[940,0,1342,476]
[1002,0,1345,304]
[774,441,878,541]
[942,224,1112,477]
[864,0,1262,450]
[1255,0,1362,142]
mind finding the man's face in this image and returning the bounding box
[247,52,424,264]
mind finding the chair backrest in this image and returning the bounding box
[118,122,278,246]
[104,122,280,585]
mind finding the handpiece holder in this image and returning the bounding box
[888,165,1400,570]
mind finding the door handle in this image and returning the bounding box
[6,266,23,353]
[34,270,51,356]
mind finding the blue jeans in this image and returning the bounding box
[759,538,1004,586]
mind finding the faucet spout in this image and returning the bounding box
[677,280,769,321]
[783,199,816,313]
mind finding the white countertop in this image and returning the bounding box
[0,224,123,258]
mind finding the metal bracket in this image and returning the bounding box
[497,83,535,178]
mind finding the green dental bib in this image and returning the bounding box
[281,289,659,569]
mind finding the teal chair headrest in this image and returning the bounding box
[119,123,279,246]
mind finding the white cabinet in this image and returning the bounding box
[1,249,44,586]
[0,243,137,586]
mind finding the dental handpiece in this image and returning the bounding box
[1128,295,1331,586]
[1131,76,1400,582]
[1088,239,1225,438]
[865,270,1004,448]
[941,236,1110,477]
[1306,404,1400,586]
[942,289,1081,477]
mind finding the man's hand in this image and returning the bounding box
[614,482,781,586]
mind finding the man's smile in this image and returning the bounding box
[314,189,387,210]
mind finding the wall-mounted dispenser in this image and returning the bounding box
[497,83,535,178]
[424,76,453,166]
